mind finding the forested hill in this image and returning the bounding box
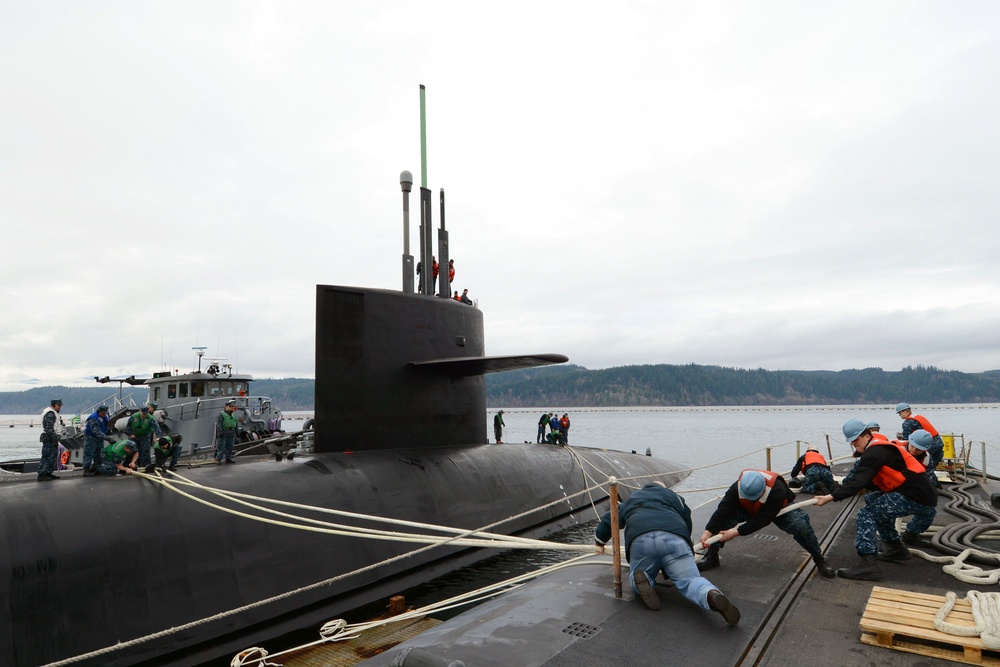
[484,364,1000,407]
[2,366,1000,414]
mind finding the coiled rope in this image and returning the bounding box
[933,590,1000,648]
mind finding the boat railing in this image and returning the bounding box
[164,395,279,422]
[68,393,144,431]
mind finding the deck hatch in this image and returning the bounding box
[562,621,602,639]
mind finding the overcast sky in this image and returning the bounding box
[2,2,999,392]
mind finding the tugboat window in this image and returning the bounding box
[153,387,161,401]
[168,384,177,399]
[224,384,234,396]
[179,383,188,398]
[209,382,221,396]
[191,382,205,397]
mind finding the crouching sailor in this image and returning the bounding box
[595,481,740,626]
[83,405,114,476]
[815,419,938,581]
[153,435,181,472]
[698,469,836,578]
[790,446,839,495]
[97,440,139,476]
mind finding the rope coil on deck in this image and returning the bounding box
[933,590,1000,649]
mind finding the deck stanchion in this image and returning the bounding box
[826,435,833,464]
[766,447,772,471]
[610,476,622,599]
[983,441,988,483]
[795,440,802,460]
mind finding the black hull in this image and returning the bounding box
[2,445,687,666]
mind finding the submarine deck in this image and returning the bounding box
[351,467,997,667]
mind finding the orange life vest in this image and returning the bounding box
[869,440,926,492]
[907,414,939,438]
[870,432,890,443]
[737,469,787,516]
[803,451,827,467]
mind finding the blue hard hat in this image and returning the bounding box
[842,418,868,442]
[867,421,880,430]
[739,471,766,501]
[908,430,933,451]
[895,403,911,414]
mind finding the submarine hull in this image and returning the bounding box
[1,445,687,666]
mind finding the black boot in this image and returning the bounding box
[837,554,883,581]
[698,544,721,571]
[901,531,927,546]
[813,481,830,495]
[876,540,911,562]
[707,589,740,627]
[813,554,836,578]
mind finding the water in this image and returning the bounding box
[486,404,1000,509]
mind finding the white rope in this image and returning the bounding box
[230,554,607,667]
[909,547,1000,585]
[695,498,819,550]
[933,590,1000,649]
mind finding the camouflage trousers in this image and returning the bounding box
[715,507,823,560]
[83,436,105,470]
[801,466,836,494]
[133,434,153,467]
[855,490,936,555]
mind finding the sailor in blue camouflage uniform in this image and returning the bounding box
[125,403,162,472]
[816,418,937,581]
[216,400,238,463]
[38,398,66,480]
[697,469,836,578]
[790,446,838,495]
[896,403,945,487]
[83,405,114,476]
[97,439,138,476]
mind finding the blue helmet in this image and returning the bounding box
[842,418,868,443]
[739,471,766,501]
[895,402,911,414]
[866,421,880,430]
[908,430,933,451]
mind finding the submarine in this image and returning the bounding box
[0,101,688,667]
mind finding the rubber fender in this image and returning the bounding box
[302,418,315,431]
[390,647,471,667]
[991,493,1000,508]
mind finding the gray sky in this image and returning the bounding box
[3,2,999,391]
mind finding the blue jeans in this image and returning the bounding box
[855,490,937,555]
[537,425,545,443]
[629,531,717,610]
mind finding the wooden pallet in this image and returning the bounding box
[861,586,1000,666]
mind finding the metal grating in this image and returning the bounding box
[562,621,602,639]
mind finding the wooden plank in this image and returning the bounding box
[861,632,1000,667]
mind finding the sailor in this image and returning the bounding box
[697,469,836,578]
[536,412,550,444]
[83,405,114,476]
[153,435,181,472]
[493,410,505,444]
[905,429,933,468]
[789,446,838,495]
[97,439,138,476]
[126,403,162,472]
[896,403,945,486]
[595,481,740,626]
[460,289,473,305]
[38,398,66,481]
[216,400,239,463]
[559,413,570,444]
[815,419,937,581]
[867,421,890,443]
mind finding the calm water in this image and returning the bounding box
[6,404,998,508]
